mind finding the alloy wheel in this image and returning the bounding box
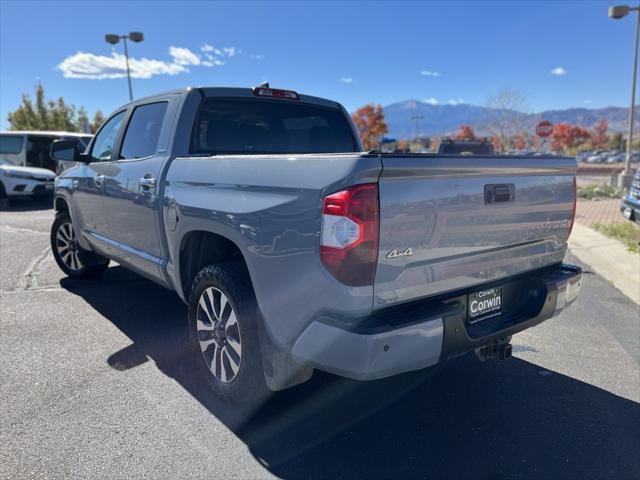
[55,222,84,271]
[196,287,242,383]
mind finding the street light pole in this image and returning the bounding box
[625,10,639,175]
[122,36,133,102]
[105,32,144,102]
[411,115,424,140]
[609,5,640,187]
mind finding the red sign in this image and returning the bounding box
[536,120,554,138]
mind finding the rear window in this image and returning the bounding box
[438,141,495,155]
[192,98,357,155]
[0,135,24,154]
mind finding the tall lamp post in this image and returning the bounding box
[411,115,424,140]
[105,32,144,102]
[609,5,639,187]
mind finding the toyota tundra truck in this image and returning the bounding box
[49,86,582,401]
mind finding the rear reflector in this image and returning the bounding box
[320,183,379,286]
[253,87,300,100]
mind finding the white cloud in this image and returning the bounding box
[420,70,442,77]
[550,67,567,76]
[58,43,237,80]
[169,46,201,66]
[340,77,354,83]
[202,59,225,67]
[250,53,265,60]
[223,47,238,57]
[584,99,592,104]
[57,51,186,79]
[447,98,464,105]
[424,97,438,105]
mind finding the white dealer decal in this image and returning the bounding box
[470,295,501,315]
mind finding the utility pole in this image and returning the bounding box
[411,115,424,141]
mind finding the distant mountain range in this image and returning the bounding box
[381,100,638,139]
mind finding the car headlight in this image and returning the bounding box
[3,170,35,179]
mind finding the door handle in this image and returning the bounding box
[484,184,515,204]
[138,176,157,191]
[94,174,104,187]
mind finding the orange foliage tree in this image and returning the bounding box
[590,118,609,149]
[491,136,502,152]
[551,124,591,152]
[514,134,526,150]
[454,125,477,141]
[352,104,388,150]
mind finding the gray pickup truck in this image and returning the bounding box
[50,86,582,401]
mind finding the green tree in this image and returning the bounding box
[607,132,624,151]
[90,110,106,134]
[6,83,97,133]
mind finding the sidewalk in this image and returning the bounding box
[575,198,626,228]
[569,223,640,304]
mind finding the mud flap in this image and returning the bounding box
[257,308,313,391]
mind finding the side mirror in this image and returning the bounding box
[51,140,89,163]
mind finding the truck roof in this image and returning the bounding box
[0,130,93,137]
[126,86,341,110]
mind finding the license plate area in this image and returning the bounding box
[468,287,503,324]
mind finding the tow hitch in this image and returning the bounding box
[475,338,512,362]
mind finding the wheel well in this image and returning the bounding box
[54,197,69,214]
[179,231,247,298]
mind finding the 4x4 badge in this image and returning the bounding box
[386,247,414,259]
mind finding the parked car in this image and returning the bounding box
[586,153,606,163]
[0,157,56,202]
[606,152,625,163]
[621,168,640,222]
[49,86,582,403]
[576,151,592,163]
[0,131,92,174]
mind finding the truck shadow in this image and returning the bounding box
[0,197,52,212]
[60,267,640,480]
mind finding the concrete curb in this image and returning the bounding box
[569,223,640,305]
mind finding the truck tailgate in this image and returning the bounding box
[374,155,577,308]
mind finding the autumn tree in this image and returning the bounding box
[590,118,609,149]
[514,134,526,150]
[484,87,529,153]
[454,125,477,141]
[550,124,591,153]
[352,104,388,150]
[491,136,502,152]
[6,83,100,133]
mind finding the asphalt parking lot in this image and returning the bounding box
[1,200,639,480]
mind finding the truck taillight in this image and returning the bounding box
[320,183,379,286]
[568,176,577,237]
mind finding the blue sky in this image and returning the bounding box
[0,0,636,129]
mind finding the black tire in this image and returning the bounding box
[0,182,8,209]
[188,263,269,404]
[50,213,109,279]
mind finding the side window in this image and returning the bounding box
[119,102,168,160]
[0,135,24,155]
[91,111,125,162]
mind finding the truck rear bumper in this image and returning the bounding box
[291,263,582,380]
